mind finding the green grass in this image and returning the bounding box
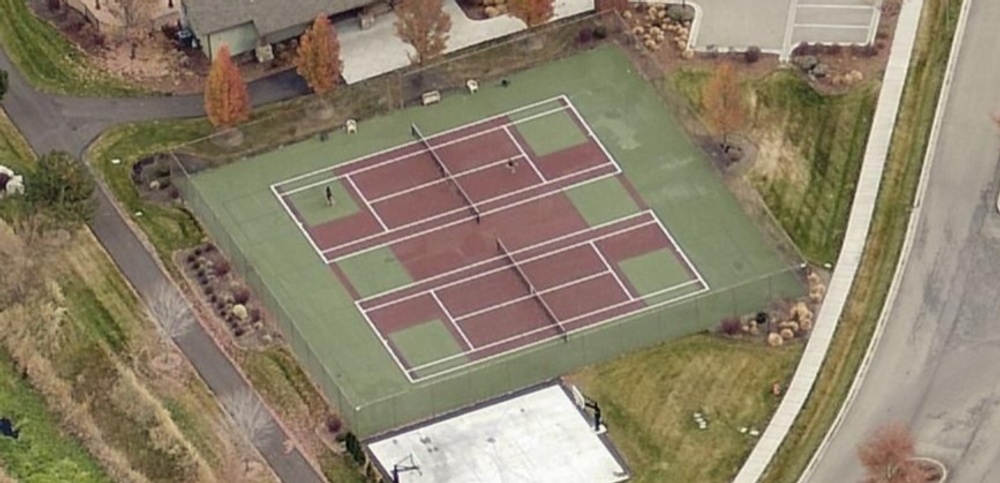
[762,0,964,480]
[0,110,35,172]
[669,70,878,264]
[0,0,144,96]
[0,349,109,483]
[570,334,803,482]
[87,119,212,262]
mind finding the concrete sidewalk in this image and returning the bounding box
[732,0,925,480]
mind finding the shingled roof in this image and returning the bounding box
[184,0,371,36]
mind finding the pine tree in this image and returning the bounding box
[295,15,343,95]
[204,46,251,129]
[394,0,452,65]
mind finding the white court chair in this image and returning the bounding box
[346,119,357,134]
[466,79,479,94]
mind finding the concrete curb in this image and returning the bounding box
[732,0,926,481]
[797,0,973,480]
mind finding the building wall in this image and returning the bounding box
[202,22,260,59]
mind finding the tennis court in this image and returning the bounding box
[271,96,708,381]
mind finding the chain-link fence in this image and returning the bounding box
[172,149,804,437]
[167,11,809,438]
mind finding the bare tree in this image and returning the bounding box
[146,282,193,340]
[112,0,156,58]
[221,389,274,446]
[858,422,928,483]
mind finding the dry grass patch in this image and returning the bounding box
[568,334,802,482]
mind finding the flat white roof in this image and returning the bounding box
[367,384,629,483]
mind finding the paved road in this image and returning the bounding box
[0,47,323,483]
[807,1,1000,481]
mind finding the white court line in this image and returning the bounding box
[453,271,613,322]
[363,217,658,311]
[359,210,653,304]
[503,126,546,182]
[561,94,623,175]
[796,4,875,9]
[368,154,524,204]
[345,175,387,232]
[325,164,617,261]
[430,291,474,349]
[270,185,326,262]
[651,213,709,290]
[591,241,634,301]
[277,104,570,197]
[271,95,568,190]
[409,280,710,376]
[793,23,871,29]
[354,300,417,384]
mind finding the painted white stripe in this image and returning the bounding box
[270,184,326,262]
[362,217,659,310]
[326,165,616,261]
[277,104,570,197]
[359,211,653,303]
[503,125,546,181]
[451,271,613,322]
[430,290,475,349]
[561,94,624,175]
[346,175,387,231]
[271,95,568,190]
[591,241,634,300]
[355,299,417,384]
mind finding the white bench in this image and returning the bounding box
[421,90,441,106]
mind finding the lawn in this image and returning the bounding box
[0,0,141,96]
[0,107,273,482]
[569,335,802,482]
[763,0,965,479]
[669,69,878,265]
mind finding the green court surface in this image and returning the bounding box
[565,177,641,227]
[389,320,467,368]
[618,248,693,296]
[185,44,804,436]
[286,181,359,226]
[336,247,413,298]
[512,109,588,156]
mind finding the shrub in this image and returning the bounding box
[823,43,843,56]
[577,27,594,44]
[344,432,365,465]
[232,304,249,321]
[719,317,742,336]
[744,46,761,64]
[47,0,61,11]
[767,332,784,347]
[202,285,214,296]
[231,285,251,305]
[213,258,231,277]
[665,4,694,23]
[593,25,608,39]
[792,42,816,56]
[326,415,343,435]
[249,307,262,323]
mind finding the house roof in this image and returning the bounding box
[184,0,370,37]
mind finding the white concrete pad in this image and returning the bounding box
[367,384,629,483]
[337,0,595,84]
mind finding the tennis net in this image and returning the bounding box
[411,123,480,223]
[496,237,568,342]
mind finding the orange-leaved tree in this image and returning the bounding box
[702,61,745,148]
[509,0,554,28]
[857,422,926,483]
[204,45,250,129]
[295,14,343,95]
[394,0,452,65]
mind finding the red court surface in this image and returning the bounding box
[272,96,708,381]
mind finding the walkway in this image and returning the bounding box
[732,0,924,480]
[0,47,324,483]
